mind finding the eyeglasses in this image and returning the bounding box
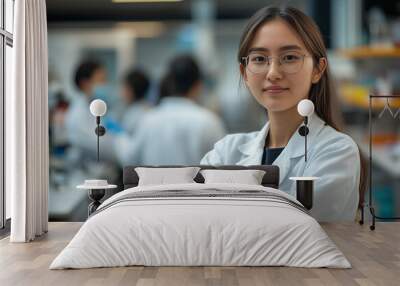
[241,51,308,74]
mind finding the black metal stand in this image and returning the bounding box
[298,117,310,162]
[87,116,107,217]
[365,95,400,230]
[88,189,105,216]
[94,116,106,163]
[304,117,308,162]
[296,180,313,210]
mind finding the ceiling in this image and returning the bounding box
[46,0,309,23]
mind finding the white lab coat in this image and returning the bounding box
[201,113,360,222]
[115,97,226,166]
[121,100,152,135]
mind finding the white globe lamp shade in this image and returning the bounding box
[297,99,314,117]
[90,99,107,117]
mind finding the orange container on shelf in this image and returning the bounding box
[371,96,400,110]
[339,84,400,110]
[366,133,399,146]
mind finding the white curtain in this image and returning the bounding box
[7,0,49,242]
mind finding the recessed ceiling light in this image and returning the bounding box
[112,0,183,3]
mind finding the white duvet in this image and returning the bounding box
[50,183,350,269]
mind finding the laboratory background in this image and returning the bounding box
[6,0,398,222]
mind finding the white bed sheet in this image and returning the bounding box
[50,183,350,269]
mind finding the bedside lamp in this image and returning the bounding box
[78,99,116,217]
[297,99,314,162]
[289,99,318,210]
[89,99,107,162]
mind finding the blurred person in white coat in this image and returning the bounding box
[120,68,152,135]
[115,54,226,166]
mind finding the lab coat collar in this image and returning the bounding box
[237,122,269,158]
[237,113,326,185]
[238,113,325,157]
[285,113,326,158]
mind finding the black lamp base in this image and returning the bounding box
[88,189,105,216]
[296,180,314,210]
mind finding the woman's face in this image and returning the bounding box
[241,19,325,113]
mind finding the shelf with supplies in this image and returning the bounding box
[339,84,400,110]
[358,141,400,178]
[335,45,400,111]
[339,45,400,59]
[349,126,400,178]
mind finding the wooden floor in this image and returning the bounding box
[0,222,399,286]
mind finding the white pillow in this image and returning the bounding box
[200,169,266,185]
[135,167,200,186]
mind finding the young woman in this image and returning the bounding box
[201,6,363,222]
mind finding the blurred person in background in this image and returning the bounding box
[158,72,175,103]
[120,68,152,135]
[48,86,71,189]
[115,54,226,166]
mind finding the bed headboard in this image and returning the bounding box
[123,165,280,189]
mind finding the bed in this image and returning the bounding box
[50,165,350,269]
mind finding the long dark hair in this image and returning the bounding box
[237,6,367,210]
